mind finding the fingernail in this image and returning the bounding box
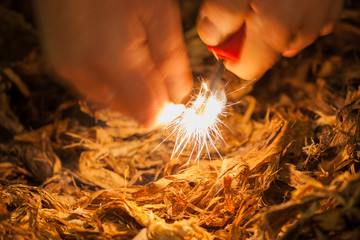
[197,16,223,46]
[136,109,158,128]
[166,75,193,104]
[320,24,334,36]
[282,49,299,58]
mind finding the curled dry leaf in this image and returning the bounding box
[1,2,360,240]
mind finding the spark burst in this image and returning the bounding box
[156,81,227,163]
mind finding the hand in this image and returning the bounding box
[35,0,193,126]
[197,0,344,80]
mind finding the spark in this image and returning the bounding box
[156,81,227,163]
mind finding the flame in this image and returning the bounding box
[155,81,227,163]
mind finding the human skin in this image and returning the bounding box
[34,0,193,126]
[35,0,344,126]
[197,0,344,80]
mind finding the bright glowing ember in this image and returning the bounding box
[156,82,227,163]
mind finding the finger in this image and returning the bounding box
[320,0,344,36]
[282,48,301,58]
[320,24,334,37]
[251,0,328,58]
[249,0,301,59]
[61,44,169,127]
[36,0,170,127]
[272,0,334,56]
[58,14,168,126]
[140,0,193,104]
[110,62,169,127]
[106,32,170,126]
[225,13,281,80]
[282,32,316,57]
[197,0,250,46]
[294,0,343,50]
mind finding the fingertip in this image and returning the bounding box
[125,91,167,128]
[108,64,169,129]
[320,23,334,36]
[197,15,224,46]
[166,67,193,103]
[197,0,248,46]
[136,111,158,128]
[282,48,300,58]
[108,88,160,128]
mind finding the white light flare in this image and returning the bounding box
[156,103,186,126]
[155,81,227,163]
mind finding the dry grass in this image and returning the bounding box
[1,3,360,240]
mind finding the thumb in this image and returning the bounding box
[140,0,193,104]
[197,0,250,46]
